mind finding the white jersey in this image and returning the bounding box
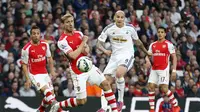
[98,23,139,56]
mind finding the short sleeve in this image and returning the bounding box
[45,43,51,57]
[130,26,139,40]
[148,43,153,53]
[168,43,175,54]
[57,39,73,54]
[21,49,29,64]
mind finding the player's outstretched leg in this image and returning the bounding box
[37,95,62,112]
[37,97,49,112]
[99,80,119,112]
[98,75,114,112]
[161,84,181,112]
[39,85,63,112]
[148,83,156,112]
[50,97,87,112]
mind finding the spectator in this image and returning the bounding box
[187,85,200,97]
[170,7,182,25]
[133,82,143,97]
[186,79,196,95]
[111,83,118,97]
[7,81,19,96]
[180,35,196,63]
[19,82,36,97]
[54,83,62,96]
[175,79,185,98]
[62,79,75,97]
[159,95,174,112]
[170,72,178,87]
[193,68,200,83]
[124,84,135,97]
[176,52,186,70]
[0,43,8,59]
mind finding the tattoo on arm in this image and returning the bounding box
[97,40,106,52]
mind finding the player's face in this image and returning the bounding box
[64,17,74,32]
[115,12,125,27]
[31,29,40,44]
[157,29,166,40]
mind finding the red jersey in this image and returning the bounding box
[21,40,51,75]
[57,31,85,75]
[148,40,175,70]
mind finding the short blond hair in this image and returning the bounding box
[61,13,73,23]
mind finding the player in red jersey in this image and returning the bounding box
[50,13,119,112]
[21,26,62,112]
[145,27,181,112]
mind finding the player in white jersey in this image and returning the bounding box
[96,10,151,112]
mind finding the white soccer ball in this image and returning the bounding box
[76,56,93,72]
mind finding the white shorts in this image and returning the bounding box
[71,65,106,99]
[28,73,53,91]
[103,54,134,77]
[148,66,170,85]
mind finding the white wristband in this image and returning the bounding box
[172,69,176,73]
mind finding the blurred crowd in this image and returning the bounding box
[0,0,200,99]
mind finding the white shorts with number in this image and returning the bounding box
[28,73,53,91]
[71,65,106,99]
[103,54,134,77]
[148,66,170,85]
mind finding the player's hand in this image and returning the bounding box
[82,36,88,43]
[82,44,89,54]
[104,50,112,56]
[147,52,152,57]
[171,70,176,77]
[25,79,31,87]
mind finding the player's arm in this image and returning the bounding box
[22,63,29,82]
[58,36,88,60]
[135,39,150,55]
[169,43,177,73]
[145,43,153,68]
[68,36,88,59]
[21,49,31,86]
[97,40,106,53]
[82,44,90,55]
[171,53,177,71]
[97,26,111,56]
[130,25,151,56]
[45,42,56,77]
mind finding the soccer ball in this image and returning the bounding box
[76,56,93,72]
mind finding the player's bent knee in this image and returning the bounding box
[76,98,87,106]
[40,85,49,92]
[100,80,110,91]
[116,66,127,78]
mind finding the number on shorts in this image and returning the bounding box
[125,59,129,64]
[161,77,165,82]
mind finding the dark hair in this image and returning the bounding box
[194,68,200,72]
[158,26,166,33]
[30,25,40,34]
